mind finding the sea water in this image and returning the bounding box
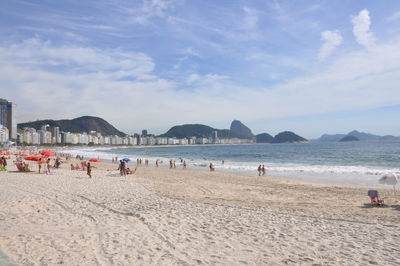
[60,141,400,186]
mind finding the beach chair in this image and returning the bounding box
[367,190,384,206]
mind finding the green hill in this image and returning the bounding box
[18,116,126,137]
[160,124,215,139]
[273,131,307,143]
[256,133,274,143]
[160,121,254,139]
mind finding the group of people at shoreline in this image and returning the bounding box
[257,165,266,176]
[2,149,269,179]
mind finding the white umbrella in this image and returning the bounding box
[379,173,398,195]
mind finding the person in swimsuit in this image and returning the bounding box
[87,162,92,178]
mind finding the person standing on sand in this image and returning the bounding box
[86,162,92,178]
[261,165,266,176]
[183,160,186,169]
[46,158,51,174]
[257,165,262,176]
[2,156,7,169]
[121,161,127,176]
[38,160,42,173]
[209,163,215,172]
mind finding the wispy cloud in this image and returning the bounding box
[318,30,343,60]
[387,10,400,22]
[351,9,375,49]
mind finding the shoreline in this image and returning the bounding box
[54,146,400,187]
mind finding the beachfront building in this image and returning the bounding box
[128,136,137,145]
[16,124,255,147]
[196,138,209,144]
[156,137,168,145]
[0,125,9,143]
[0,98,17,140]
[51,127,61,144]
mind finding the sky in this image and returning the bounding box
[1,0,400,139]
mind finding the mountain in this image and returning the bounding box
[318,133,347,142]
[18,116,126,137]
[160,120,254,139]
[347,130,380,141]
[160,124,214,139]
[273,131,307,143]
[316,130,400,142]
[230,120,254,138]
[339,135,359,142]
[256,133,274,143]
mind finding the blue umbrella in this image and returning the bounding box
[122,158,131,162]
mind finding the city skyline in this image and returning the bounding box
[1,1,400,138]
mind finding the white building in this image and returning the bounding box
[0,125,9,143]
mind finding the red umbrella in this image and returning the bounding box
[89,158,101,162]
[25,156,42,161]
[41,151,55,157]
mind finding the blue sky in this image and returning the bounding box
[1,0,400,138]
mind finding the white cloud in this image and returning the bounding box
[0,38,155,80]
[1,31,400,135]
[351,9,376,49]
[241,7,259,31]
[387,10,400,22]
[318,30,343,60]
[124,0,177,24]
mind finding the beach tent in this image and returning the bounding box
[379,173,398,195]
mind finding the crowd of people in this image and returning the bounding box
[2,149,269,179]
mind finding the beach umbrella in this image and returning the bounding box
[122,158,131,162]
[379,173,398,195]
[25,156,42,161]
[41,151,55,157]
[89,158,101,162]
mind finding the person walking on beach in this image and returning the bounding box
[173,160,176,169]
[86,162,92,178]
[183,160,186,169]
[261,165,266,176]
[156,159,159,167]
[257,165,262,176]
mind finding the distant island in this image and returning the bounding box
[339,135,359,142]
[316,130,400,142]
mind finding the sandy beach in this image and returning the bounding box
[0,159,399,265]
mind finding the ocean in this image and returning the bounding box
[60,141,400,186]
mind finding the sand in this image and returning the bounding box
[0,159,399,265]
